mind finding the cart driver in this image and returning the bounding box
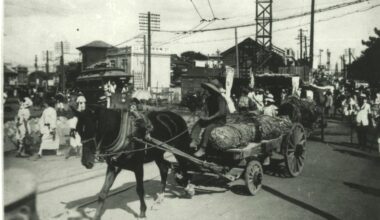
[191,79,228,158]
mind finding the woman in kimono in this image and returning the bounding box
[15,96,33,157]
[38,96,60,157]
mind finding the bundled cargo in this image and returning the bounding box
[210,124,256,150]
[252,115,292,140]
[210,114,292,150]
[278,96,318,129]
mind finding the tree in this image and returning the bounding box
[348,28,380,83]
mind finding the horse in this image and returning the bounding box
[74,106,194,219]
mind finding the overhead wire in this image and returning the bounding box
[190,0,206,22]
[207,0,217,19]
[165,2,380,46]
[158,0,370,34]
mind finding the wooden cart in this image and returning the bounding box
[137,123,307,196]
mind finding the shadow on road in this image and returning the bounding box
[343,182,380,198]
[333,149,380,163]
[262,185,340,220]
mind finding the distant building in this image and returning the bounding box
[15,65,28,86]
[77,41,114,69]
[180,66,222,96]
[77,40,171,91]
[220,37,285,77]
[3,64,18,89]
[106,45,171,90]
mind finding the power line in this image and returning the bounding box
[207,0,217,19]
[190,0,205,21]
[158,0,369,34]
[162,2,380,45]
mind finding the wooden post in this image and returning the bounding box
[235,27,239,78]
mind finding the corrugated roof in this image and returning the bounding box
[4,65,17,75]
[77,40,114,49]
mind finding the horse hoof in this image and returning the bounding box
[139,212,146,219]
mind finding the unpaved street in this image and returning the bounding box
[4,119,380,220]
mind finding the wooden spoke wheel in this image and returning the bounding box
[244,160,263,195]
[284,123,306,177]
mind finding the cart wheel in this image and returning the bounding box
[284,123,306,177]
[244,160,263,195]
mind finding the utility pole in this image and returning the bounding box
[318,49,323,67]
[60,41,66,92]
[309,0,315,69]
[326,49,331,71]
[34,55,38,71]
[341,55,346,81]
[143,35,147,90]
[348,48,352,65]
[147,11,151,88]
[304,35,308,62]
[235,27,240,78]
[299,29,303,60]
[45,50,50,74]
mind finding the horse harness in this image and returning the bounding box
[80,111,189,159]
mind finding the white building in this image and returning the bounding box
[106,45,171,91]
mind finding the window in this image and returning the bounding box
[110,60,116,67]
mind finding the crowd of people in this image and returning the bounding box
[12,89,87,158]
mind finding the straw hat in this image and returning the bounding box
[201,79,224,95]
[76,96,86,103]
[265,94,275,103]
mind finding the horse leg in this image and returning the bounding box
[154,158,171,204]
[134,164,147,218]
[94,165,121,220]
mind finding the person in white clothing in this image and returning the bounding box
[38,96,60,157]
[15,97,33,157]
[263,94,278,117]
[356,95,372,151]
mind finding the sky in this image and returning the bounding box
[3,0,380,70]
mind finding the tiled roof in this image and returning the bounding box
[77,41,114,49]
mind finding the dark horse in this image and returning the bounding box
[74,107,193,219]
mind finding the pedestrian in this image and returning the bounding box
[238,89,250,112]
[65,96,86,159]
[356,94,372,151]
[38,95,60,157]
[324,90,333,117]
[263,94,278,117]
[191,79,228,158]
[15,96,33,157]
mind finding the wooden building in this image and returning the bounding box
[220,37,285,77]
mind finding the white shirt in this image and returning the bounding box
[39,107,57,133]
[356,103,371,126]
[263,105,278,117]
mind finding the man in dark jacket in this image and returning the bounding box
[192,79,228,157]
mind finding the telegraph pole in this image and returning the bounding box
[309,0,315,69]
[304,35,308,62]
[34,55,38,71]
[348,48,352,65]
[235,27,240,78]
[60,41,66,92]
[143,35,147,89]
[318,49,323,67]
[147,11,151,88]
[45,51,50,74]
[299,29,303,60]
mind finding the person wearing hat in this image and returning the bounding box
[38,95,60,157]
[356,94,372,151]
[191,79,228,157]
[15,96,33,157]
[263,94,278,117]
[64,95,86,159]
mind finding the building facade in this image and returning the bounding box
[106,45,171,90]
[221,37,285,77]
